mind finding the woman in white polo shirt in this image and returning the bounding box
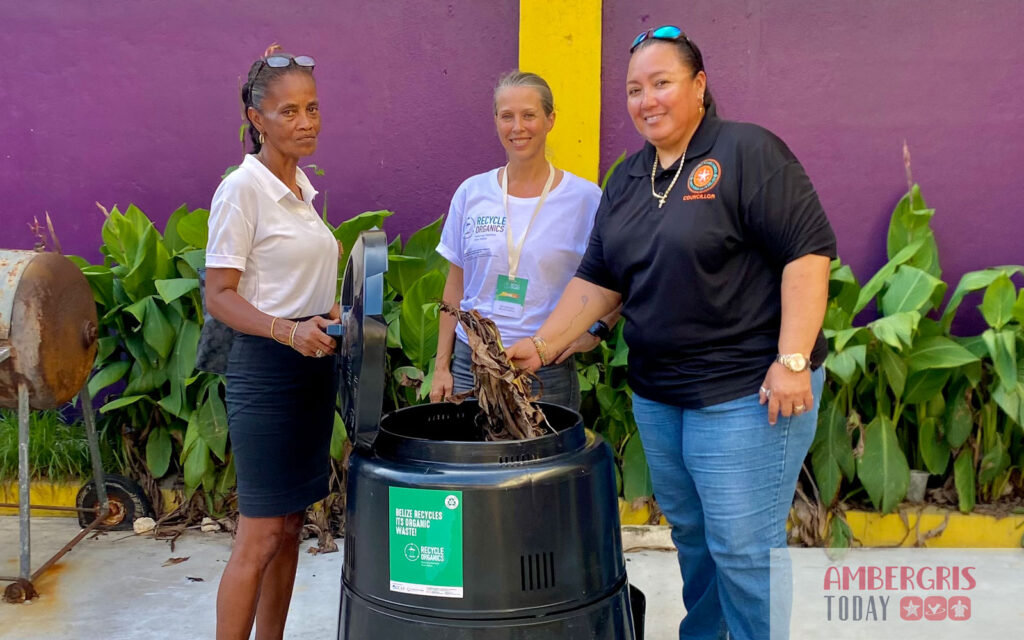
[430,70,615,410]
[204,51,339,639]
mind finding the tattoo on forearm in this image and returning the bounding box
[570,296,589,328]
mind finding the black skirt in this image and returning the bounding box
[225,332,338,517]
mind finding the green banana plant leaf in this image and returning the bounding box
[880,265,946,316]
[868,311,920,351]
[903,370,952,404]
[810,390,855,505]
[386,215,448,297]
[332,209,393,257]
[176,208,210,249]
[853,239,925,315]
[155,278,199,304]
[824,344,866,385]
[940,266,1024,332]
[953,449,976,513]
[943,380,973,448]
[982,328,1018,391]
[917,417,950,475]
[906,336,980,372]
[886,184,940,278]
[979,274,1018,331]
[878,343,907,399]
[828,260,861,317]
[146,426,173,478]
[399,272,445,371]
[622,432,653,502]
[857,415,910,513]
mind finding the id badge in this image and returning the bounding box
[492,274,528,318]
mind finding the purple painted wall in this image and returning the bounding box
[1,1,518,258]
[4,0,1022,311]
[602,1,1024,304]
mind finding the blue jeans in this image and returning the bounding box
[631,367,824,640]
[451,338,581,411]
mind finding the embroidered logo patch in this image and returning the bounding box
[687,159,721,193]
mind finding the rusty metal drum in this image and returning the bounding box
[0,250,98,409]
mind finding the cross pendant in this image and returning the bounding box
[657,197,667,209]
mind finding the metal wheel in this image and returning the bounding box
[75,473,154,531]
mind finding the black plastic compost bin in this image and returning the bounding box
[334,231,644,639]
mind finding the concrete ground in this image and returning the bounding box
[0,516,682,639]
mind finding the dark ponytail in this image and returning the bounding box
[241,67,261,153]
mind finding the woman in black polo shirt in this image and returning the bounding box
[508,26,835,640]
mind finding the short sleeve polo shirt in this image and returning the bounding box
[206,154,338,319]
[576,105,837,408]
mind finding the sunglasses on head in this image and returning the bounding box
[255,54,315,79]
[630,25,704,72]
[630,25,688,51]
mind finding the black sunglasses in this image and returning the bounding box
[254,54,315,80]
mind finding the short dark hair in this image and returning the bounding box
[240,55,315,153]
[632,36,714,111]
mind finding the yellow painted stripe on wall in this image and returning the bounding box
[519,0,602,183]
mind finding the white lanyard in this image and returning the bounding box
[501,161,555,281]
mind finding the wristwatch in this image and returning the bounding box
[588,319,612,341]
[776,353,809,373]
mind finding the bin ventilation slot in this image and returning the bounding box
[520,552,556,591]
[427,411,463,423]
[499,453,538,466]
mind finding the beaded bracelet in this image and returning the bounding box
[531,335,551,367]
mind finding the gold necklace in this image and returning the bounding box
[650,151,686,209]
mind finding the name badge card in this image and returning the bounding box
[494,161,553,320]
[492,275,528,318]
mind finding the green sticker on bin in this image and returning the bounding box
[388,487,464,598]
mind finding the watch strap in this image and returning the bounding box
[588,319,612,341]
[776,353,809,372]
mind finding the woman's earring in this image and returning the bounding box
[258,131,266,145]
[698,96,705,115]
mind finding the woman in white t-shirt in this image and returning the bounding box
[204,51,339,639]
[431,71,616,410]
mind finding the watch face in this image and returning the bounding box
[790,354,808,371]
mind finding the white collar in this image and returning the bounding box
[241,154,318,205]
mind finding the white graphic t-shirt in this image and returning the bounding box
[437,168,602,345]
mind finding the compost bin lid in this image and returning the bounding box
[335,230,388,449]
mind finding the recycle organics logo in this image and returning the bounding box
[463,217,475,240]
[404,543,420,562]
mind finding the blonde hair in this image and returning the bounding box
[493,70,555,116]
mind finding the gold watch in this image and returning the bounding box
[776,353,809,373]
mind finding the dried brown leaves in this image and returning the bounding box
[439,302,549,440]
